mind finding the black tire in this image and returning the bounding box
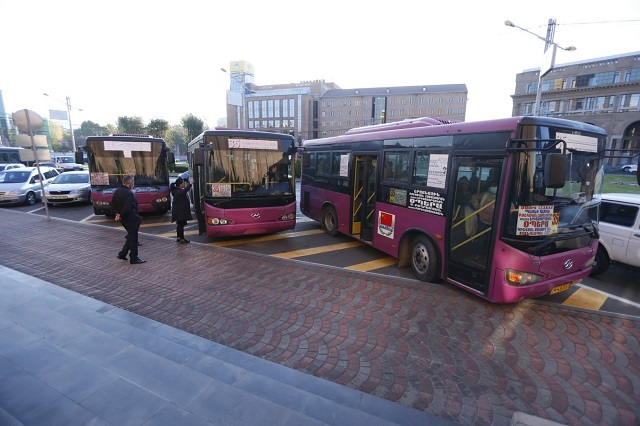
[322,206,338,236]
[24,192,36,206]
[410,235,438,282]
[590,245,610,276]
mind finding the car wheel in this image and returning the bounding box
[590,245,610,276]
[322,206,338,236]
[24,192,36,206]
[622,166,631,173]
[410,235,438,282]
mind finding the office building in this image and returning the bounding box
[223,61,468,144]
[511,52,640,165]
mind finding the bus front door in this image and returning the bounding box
[352,155,377,241]
[447,158,503,294]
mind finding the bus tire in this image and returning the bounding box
[590,245,610,276]
[322,206,339,236]
[411,235,437,282]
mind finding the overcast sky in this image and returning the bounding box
[1,0,639,130]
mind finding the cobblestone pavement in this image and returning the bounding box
[1,209,639,425]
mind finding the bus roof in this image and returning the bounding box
[85,135,165,143]
[192,129,295,141]
[303,116,607,147]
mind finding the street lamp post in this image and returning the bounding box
[505,19,576,116]
[43,93,82,151]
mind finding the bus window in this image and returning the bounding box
[412,151,430,186]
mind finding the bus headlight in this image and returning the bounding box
[155,197,168,203]
[280,213,295,220]
[208,217,231,225]
[505,269,543,286]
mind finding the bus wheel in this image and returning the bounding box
[411,235,437,282]
[590,245,610,276]
[322,206,339,236]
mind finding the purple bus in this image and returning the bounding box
[300,116,607,303]
[188,129,296,237]
[83,134,173,216]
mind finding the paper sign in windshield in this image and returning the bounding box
[516,205,557,236]
[228,138,279,150]
[556,132,597,153]
[211,183,232,197]
[426,154,448,188]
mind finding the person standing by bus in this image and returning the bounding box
[113,175,146,264]
[170,176,194,243]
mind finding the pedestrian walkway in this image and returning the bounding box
[0,208,639,425]
[0,266,445,425]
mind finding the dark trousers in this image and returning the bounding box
[119,221,140,259]
[176,220,187,239]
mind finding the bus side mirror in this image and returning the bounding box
[544,153,567,188]
[193,148,205,167]
[75,151,84,164]
[167,151,176,165]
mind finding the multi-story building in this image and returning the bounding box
[223,60,467,144]
[511,52,640,165]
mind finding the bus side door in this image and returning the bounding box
[352,155,377,241]
[447,157,504,294]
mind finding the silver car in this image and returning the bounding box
[44,171,91,206]
[0,166,60,205]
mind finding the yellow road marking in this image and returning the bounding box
[345,257,398,272]
[272,242,362,259]
[563,287,608,310]
[209,229,324,247]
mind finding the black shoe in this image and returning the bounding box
[117,254,128,260]
[130,258,147,264]
[137,242,142,246]
[180,239,190,244]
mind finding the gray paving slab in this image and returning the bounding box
[0,265,450,425]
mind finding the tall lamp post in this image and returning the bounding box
[505,19,576,116]
[43,93,82,151]
[221,67,254,129]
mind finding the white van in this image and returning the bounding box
[0,166,60,205]
[591,193,640,275]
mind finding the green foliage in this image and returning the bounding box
[75,120,110,148]
[166,125,188,156]
[147,119,170,139]
[602,173,640,194]
[181,114,205,142]
[294,156,301,178]
[117,116,146,134]
[170,162,189,173]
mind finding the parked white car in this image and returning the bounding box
[44,171,91,206]
[0,166,60,205]
[590,193,640,275]
[622,164,638,173]
[0,163,24,171]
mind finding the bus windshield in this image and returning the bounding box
[86,139,169,186]
[203,135,293,198]
[504,124,604,250]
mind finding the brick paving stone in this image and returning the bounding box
[1,209,640,425]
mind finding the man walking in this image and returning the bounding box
[112,175,146,264]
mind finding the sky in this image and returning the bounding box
[1,0,639,130]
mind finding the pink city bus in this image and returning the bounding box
[300,116,607,303]
[188,129,296,237]
[82,134,173,216]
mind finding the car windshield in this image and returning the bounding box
[0,170,30,183]
[57,157,74,163]
[52,173,89,184]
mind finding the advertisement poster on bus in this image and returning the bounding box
[377,211,395,239]
[408,190,445,216]
[516,205,559,235]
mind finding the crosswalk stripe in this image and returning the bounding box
[345,257,398,272]
[272,242,362,259]
[562,286,608,310]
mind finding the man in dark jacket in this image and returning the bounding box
[112,175,146,264]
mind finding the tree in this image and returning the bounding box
[75,120,110,149]
[181,114,205,142]
[165,125,188,157]
[117,116,145,134]
[146,118,170,139]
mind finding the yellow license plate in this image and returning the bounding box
[549,282,572,295]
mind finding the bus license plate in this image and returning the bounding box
[549,282,572,295]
